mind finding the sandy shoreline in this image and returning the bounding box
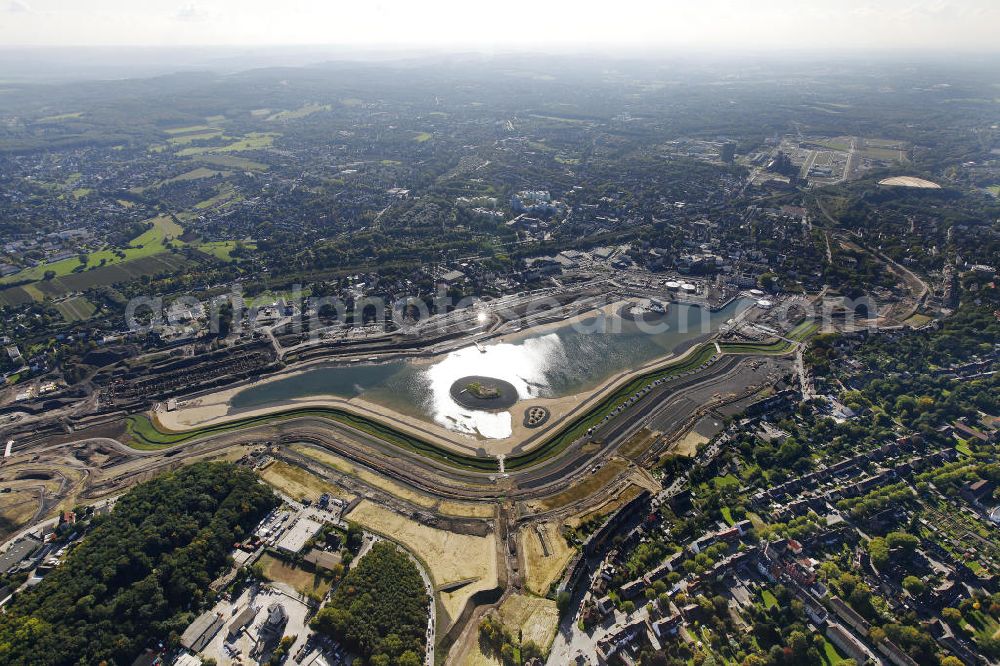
[155,297,741,456]
[155,340,708,458]
[155,378,597,457]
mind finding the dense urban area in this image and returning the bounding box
[0,52,998,666]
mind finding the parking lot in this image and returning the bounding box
[199,585,313,666]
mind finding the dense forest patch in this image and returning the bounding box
[311,540,429,666]
[0,462,278,665]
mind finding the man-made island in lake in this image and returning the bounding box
[449,376,519,411]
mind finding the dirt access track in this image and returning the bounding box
[1,340,796,663]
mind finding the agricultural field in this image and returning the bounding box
[258,460,354,503]
[521,521,575,595]
[54,296,97,322]
[862,145,907,161]
[292,444,483,514]
[463,594,559,665]
[257,552,334,600]
[36,111,83,122]
[166,130,224,145]
[0,216,184,285]
[0,489,41,539]
[863,138,908,158]
[0,217,194,303]
[496,594,559,651]
[345,499,499,625]
[194,239,255,261]
[130,167,226,193]
[192,182,240,211]
[193,153,268,171]
[163,124,218,135]
[0,288,33,308]
[298,444,497,517]
[528,114,588,124]
[267,103,331,121]
[527,458,627,512]
[176,131,279,156]
[564,483,644,533]
[0,253,195,305]
[814,137,852,151]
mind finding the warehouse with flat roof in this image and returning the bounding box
[276,515,324,554]
[180,612,224,652]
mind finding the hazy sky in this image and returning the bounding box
[2,0,999,51]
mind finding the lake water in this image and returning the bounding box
[230,298,752,439]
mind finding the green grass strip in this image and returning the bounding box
[126,339,792,471]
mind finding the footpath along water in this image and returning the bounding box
[231,299,753,439]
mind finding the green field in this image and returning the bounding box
[0,253,194,305]
[193,183,239,210]
[163,124,216,135]
[413,131,433,142]
[903,313,933,328]
[54,296,97,322]
[166,130,224,145]
[821,638,848,665]
[961,608,1000,647]
[123,335,798,470]
[0,288,33,308]
[193,154,268,171]
[713,474,741,491]
[132,167,226,193]
[529,114,588,124]
[36,111,83,122]
[195,240,255,261]
[176,132,278,156]
[719,339,796,355]
[125,341,717,467]
[815,139,851,152]
[267,103,331,121]
[862,146,905,161]
[787,319,820,342]
[760,589,778,609]
[0,216,184,286]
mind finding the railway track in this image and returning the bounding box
[2,346,793,556]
